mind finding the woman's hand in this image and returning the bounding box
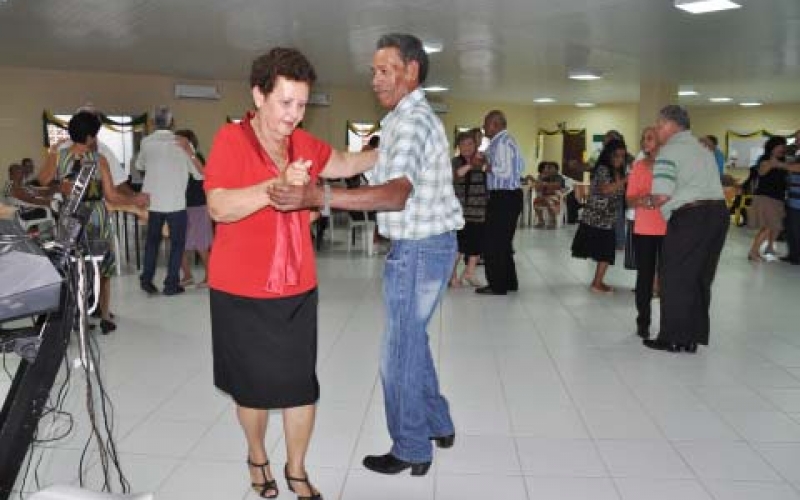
[59,181,74,196]
[283,159,312,186]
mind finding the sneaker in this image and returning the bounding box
[140,282,159,295]
[163,286,185,296]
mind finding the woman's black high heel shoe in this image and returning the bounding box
[99,319,116,335]
[284,464,322,500]
[247,458,279,498]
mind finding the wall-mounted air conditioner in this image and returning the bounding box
[308,92,331,106]
[174,84,221,100]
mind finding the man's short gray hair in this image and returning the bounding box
[659,105,690,130]
[154,106,173,129]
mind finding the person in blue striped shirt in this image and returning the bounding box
[476,110,525,295]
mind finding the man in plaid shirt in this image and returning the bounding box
[271,32,463,477]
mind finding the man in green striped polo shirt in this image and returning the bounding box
[643,105,728,354]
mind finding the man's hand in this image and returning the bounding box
[268,182,323,212]
[175,136,194,157]
[134,192,150,209]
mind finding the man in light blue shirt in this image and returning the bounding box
[477,110,525,295]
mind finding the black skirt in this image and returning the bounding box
[571,222,616,265]
[457,221,484,257]
[210,288,319,409]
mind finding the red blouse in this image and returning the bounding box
[627,159,667,236]
[204,112,332,298]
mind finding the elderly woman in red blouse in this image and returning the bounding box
[626,126,667,339]
[204,48,375,499]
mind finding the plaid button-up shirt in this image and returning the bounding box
[372,88,464,240]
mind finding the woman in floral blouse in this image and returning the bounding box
[571,139,627,293]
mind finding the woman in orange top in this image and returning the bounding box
[626,127,668,339]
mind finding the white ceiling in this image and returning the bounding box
[0,0,798,106]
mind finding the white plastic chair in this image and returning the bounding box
[10,200,55,234]
[556,177,575,228]
[346,212,375,255]
[30,485,153,500]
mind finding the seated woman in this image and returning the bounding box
[4,163,56,232]
[533,161,566,229]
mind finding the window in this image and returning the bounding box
[347,121,380,152]
[44,112,144,176]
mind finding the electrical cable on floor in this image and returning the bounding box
[12,236,130,495]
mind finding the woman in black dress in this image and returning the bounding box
[450,131,488,287]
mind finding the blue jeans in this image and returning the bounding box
[381,231,456,463]
[140,210,187,291]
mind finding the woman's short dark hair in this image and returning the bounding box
[762,135,787,160]
[456,131,474,145]
[175,129,199,150]
[250,47,317,94]
[376,33,429,84]
[537,161,548,174]
[68,111,102,144]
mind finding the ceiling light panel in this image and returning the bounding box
[675,0,741,14]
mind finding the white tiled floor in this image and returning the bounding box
[5,224,800,499]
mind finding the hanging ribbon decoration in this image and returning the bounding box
[724,129,795,161]
[537,128,585,136]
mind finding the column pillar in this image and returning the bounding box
[638,80,678,134]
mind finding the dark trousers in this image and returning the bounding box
[659,202,729,345]
[484,189,523,293]
[633,234,663,331]
[141,210,187,291]
[566,191,581,224]
[786,207,800,262]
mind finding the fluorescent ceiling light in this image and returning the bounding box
[740,102,762,107]
[674,0,741,14]
[423,41,443,54]
[678,90,699,96]
[709,97,732,103]
[568,70,603,81]
[575,102,596,108]
[423,85,448,92]
[533,97,556,103]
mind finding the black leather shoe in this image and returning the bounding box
[643,338,680,352]
[163,286,185,296]
[140,282,159,295]
[362,453,431,476]
[431,434,455,449]
[476,286,506,296]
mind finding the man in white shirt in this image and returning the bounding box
[136,106,203,295]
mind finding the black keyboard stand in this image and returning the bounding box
[0,284,74,499]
